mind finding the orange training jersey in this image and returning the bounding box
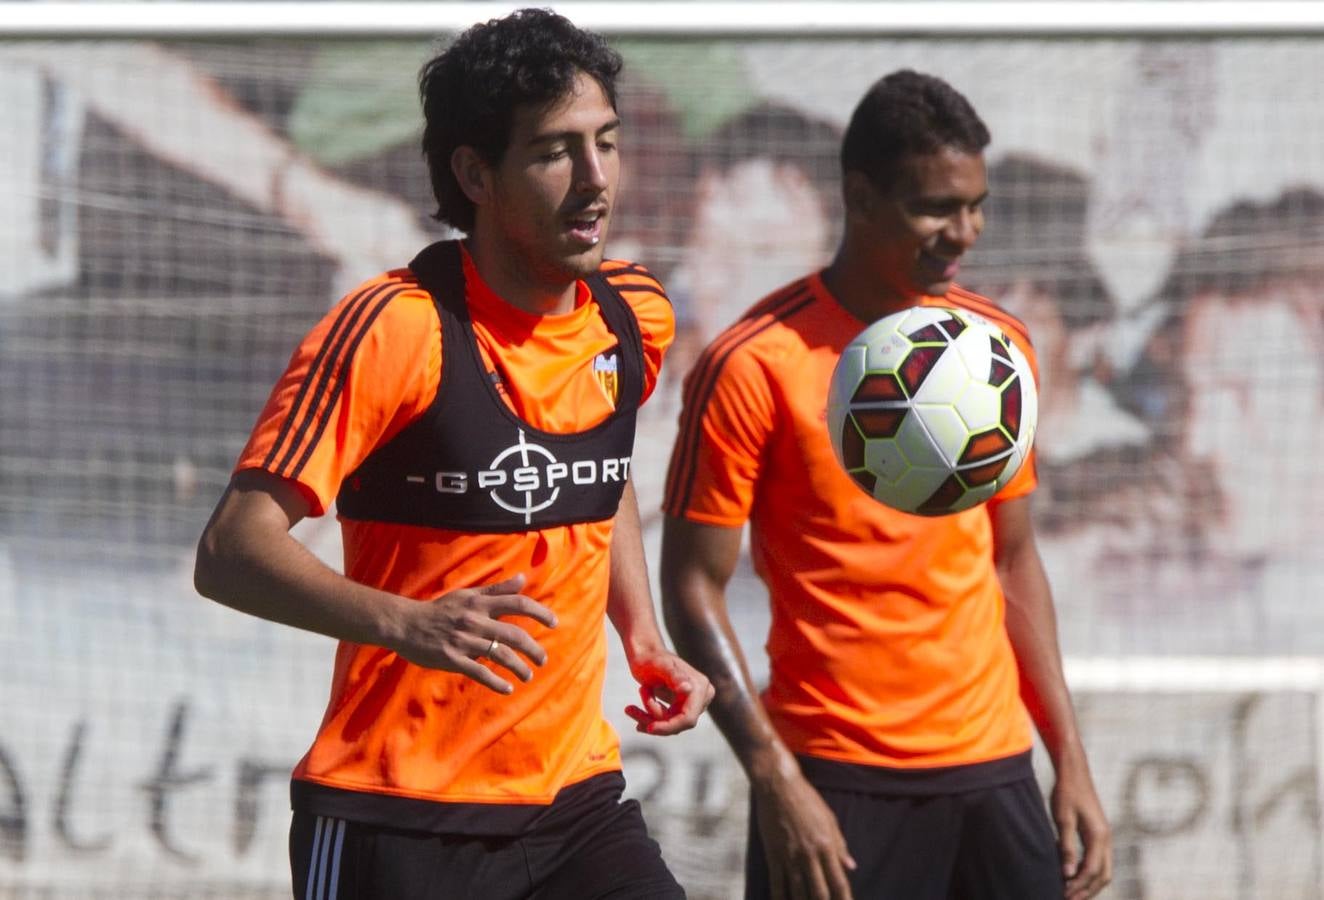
[236,247,672,825]
[664,272,1036,771]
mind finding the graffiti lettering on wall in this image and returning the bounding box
[1086,692,1321,900]
[0,701,287,866]
[0,692,1319,895]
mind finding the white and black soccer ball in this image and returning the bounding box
[827,306,1038,516]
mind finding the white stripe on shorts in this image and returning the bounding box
[304,816,326,900]
[305,815,347,900]
[327,818,346,900]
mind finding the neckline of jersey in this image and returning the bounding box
[808,269,948,328]
[460,244,596,340]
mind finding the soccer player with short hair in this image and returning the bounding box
[661,70,1111,900]
[194,9,711,898]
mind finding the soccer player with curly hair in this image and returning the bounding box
[195,9,711,897]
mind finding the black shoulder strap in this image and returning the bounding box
[409,239,467,319]
[409,240,645,410]
[585,271,645,411]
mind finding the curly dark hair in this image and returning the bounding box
[840,69,990,192]
[419,7,623,233]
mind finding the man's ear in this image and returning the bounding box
[451,145,491,207]
[842,170,878,221]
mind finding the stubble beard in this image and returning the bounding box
[515,240,604,295]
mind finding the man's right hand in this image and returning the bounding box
[390,573,558,694]
[753,768,857,900]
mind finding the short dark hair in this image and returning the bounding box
[419,7,623,233]
[840,69,990,192]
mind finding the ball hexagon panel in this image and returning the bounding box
[904,321,954,345]
[1004,339,1039,449]
[1000,377,1024,439]
[829,345,869,406]
[862,328,914,373]
[892,410,945,472]
[951,327,995,381]
[853,371,905,404]
[957,455,1012,488]
[838,417,867,470]
[910,348,973,405]
[915,473,968,515]
[889,464,953,510]
[953,380,1003,433]
[948,478,1000,508]
[896,306,956,334]
[853,407,907,439]
[897,345,946,396]
[911,403,970,467]
[960,428,1014,465]
[938,314,968,340]
[989,355,1017,389]
[862,436,913,486]
[994,445,1029,490]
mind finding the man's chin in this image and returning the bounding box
[558,243,608,278]
[915,276,955,298]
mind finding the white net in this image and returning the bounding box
[2,23,1324,900]
[623,658,1324,900]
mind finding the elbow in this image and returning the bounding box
[193,521,229,601]
[660,592,685,650]
[658,564,695,638]
[659,574,712,663]
[657,575,687,650]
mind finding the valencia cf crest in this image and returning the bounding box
[593,349,620,405]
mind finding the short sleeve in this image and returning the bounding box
[662,336,776,526]
[603,260,675,405]
[234,275,438,515]
[992,445,1038,502]
[991,322,1040,503]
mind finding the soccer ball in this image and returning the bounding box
[827,305,1037,516]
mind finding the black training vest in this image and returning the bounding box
[335,241,643,533]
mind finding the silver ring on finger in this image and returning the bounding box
[484,637,500,659]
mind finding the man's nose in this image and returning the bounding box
[575,148,609,193]
[944,207,981,250]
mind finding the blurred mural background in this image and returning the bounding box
[2,8,1324,898]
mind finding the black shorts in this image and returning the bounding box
[744,773,1064,900]
[290,773,684,900]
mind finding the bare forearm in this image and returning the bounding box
[609,487,714,734]
[990,498,1087,767]
[663,576,798,779]
[196,472,555,694]
[194,477,409,649]
[1000,552,1086,767]
[198,527,405,647]
[661,517,857,889]
[607,479,668,658]
[661,517,796,777]
[995,504,1113,896]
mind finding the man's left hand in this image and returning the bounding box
[624,650,715,736]
[1053,765,1113,900]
